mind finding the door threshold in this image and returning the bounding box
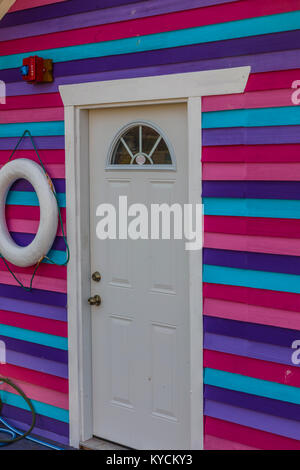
[80,437,129,451]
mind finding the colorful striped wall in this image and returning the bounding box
[0,0,300,448]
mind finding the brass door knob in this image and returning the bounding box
[92,271,101,282]
[88,295,101,306]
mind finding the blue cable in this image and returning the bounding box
[0,417,64,450]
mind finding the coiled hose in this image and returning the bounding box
[0,377,63,450]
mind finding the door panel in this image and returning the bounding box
[89,103,190,449]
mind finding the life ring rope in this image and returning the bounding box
[0,129,70,292]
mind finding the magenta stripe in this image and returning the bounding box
[2,29,299,84]
[5,48,300,98]
[0,298,67,322]
[0,0,236,41]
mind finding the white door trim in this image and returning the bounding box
[59,67,250,449]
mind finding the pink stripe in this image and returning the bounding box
[203,89,293,112]
[204,434,258,450]
[203,144,300,163]
[204,349,300,388]
[9,0,66,12]
[204,232,300,257]
[0,379,68,409]
[0,163,65,178]
[2,0,299,56]
[0,259,66,279]
[203,163,300,181]
[203,282,300,313]
[204,297,300,331]
[0,149,65,164]
[0,270,67,293]
[0,309,67,336]
[7,218,65,235]
[205,417,300,450]
[0,108,64,124]
[0,363,68,394]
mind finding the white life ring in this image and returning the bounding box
[0,158,58,267]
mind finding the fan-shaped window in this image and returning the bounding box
[107,122,175,170]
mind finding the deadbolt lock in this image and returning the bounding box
[88,295,101,306]
[92,271,101,282]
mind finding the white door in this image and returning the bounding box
[89,103,190,449]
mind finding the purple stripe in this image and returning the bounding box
[203,181,300,201]
[204,316,300,348]
[2,29,299,84]
[203,247,300,276]
[204,332,298,368]
[203,126,300,145]
[0,298,67,322]
[6,350,68,378]
[6,48,300,98]
[0,137,64,150]
[0,283,67,307]
[11,232,66,251]
[1,416,69,446]
[0,0,237,41]
[0,0,143,27]
[2,403,69,437]
[0,335,68,363]
[205,385,300,422]
[11,179,65,193]
[205,399,300,442]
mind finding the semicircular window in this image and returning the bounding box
[109,123,174,168]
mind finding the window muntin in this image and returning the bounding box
[107,123,175,169]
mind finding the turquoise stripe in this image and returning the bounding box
[45,249,68,265]
[203,264,300,295]
[1,390,69,422]
[0,11,299,70]
[0,122,64,137]
[6,191,66,207]
[203,106,300,128]
[0,324,68,350]
[205,368,300,406]
[203,197,300,219]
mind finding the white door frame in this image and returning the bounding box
[59,67,250,449]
